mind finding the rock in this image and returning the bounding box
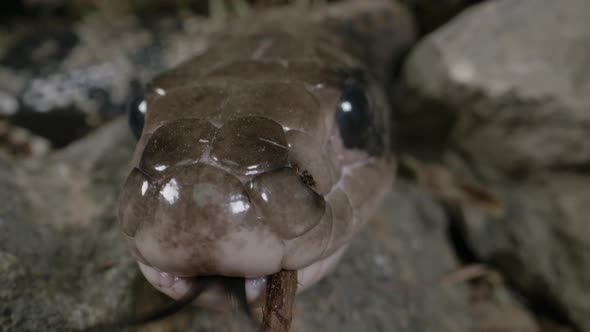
[400,0,483,35]
[0,119,139,331]
[451,168,590,331]
[400,0,590,175]
[399,0,590,330]
[294,181,472,332]
[470,280,539,332]
[0,12,219,148]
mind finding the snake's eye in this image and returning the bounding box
[128,93,147,140]
[336,84,370,149]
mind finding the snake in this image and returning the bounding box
[118,0,405,317]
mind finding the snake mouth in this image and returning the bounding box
[116,267,260,329]
[137,245,349,311]
[138,262,269,310]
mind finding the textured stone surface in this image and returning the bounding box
[294,181,472,332]
[399,0,590,330]
[0,120,139,331]
[401,0,590,175]
[0,10,220,148]
[449,166,590,331]
[400,0,483,34]
[470,282,540,332]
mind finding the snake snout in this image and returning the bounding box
[119,163,284,277]
[119,165,332,280]
[119,114,342,279]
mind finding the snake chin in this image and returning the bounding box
[137,244,348,310]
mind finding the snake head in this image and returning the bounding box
[120,50,394,309]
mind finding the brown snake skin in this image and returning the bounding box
[118,0,405,310]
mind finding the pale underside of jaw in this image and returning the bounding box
[138,244,348,311]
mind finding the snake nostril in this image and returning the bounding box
[292,164,317,190]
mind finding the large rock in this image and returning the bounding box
[0,120,139,331]
[0,10,220,147]
[402,0,590,175]
[455,169,590,331]
[295,181,472,332]
[400,0,483,34]
[399,0,590,330]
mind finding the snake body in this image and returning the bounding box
[119,1,402,309]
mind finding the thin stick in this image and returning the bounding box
[262,270,298,332]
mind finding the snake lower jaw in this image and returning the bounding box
[137,244,349,311]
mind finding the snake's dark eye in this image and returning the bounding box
[336,84,370,149]
[128,94,147,140]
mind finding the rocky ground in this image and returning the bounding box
[1,0,589,331]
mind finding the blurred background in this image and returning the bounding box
[0,0,588,331]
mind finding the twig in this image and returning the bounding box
[262,270,298,332]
